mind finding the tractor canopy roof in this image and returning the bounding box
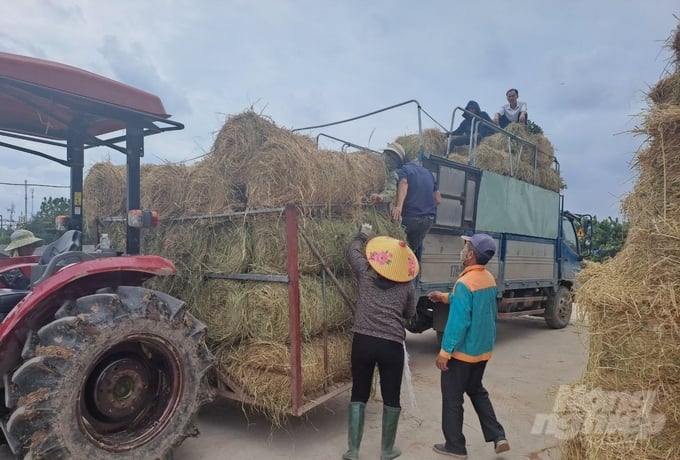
[0,51,181,143]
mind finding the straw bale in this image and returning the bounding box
[649,73,680,106]
[216,333,352,426]
[648,23,680,105]
[203,220,251,274]
[568,241,680,459]
[181,159,242,214]
[249,208,405,275]
[327,150,386,204]
[565,24,680,458]
[192,280,251,346]
[242,276,341,342]
[140,163,192,218]
[210,110,281,173]
[83,161,126,232]
[446,153,469,165]
[241,136,323,208]
[395,128,448,158]
[472,143,511,174]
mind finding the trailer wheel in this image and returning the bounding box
[544,286,572,329]
[3,286,214,459]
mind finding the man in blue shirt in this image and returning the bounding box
[391,157,441,261]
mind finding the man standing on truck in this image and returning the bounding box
[391,153,441,261]
[427,233,510,458]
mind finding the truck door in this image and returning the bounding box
[559,214,582,282]
[420,156,481,287]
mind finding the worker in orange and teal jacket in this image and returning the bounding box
[427,233,510,459]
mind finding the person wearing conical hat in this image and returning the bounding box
[4,229,44,257]
[342,223,419,460]
[370,142,406,205]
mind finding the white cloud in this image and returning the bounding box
[0,0,678,226]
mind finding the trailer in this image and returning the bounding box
[0,51,352,459]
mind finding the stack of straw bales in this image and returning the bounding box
[84,111,404,425]
[395,124,563,192]
[562,23,680,459]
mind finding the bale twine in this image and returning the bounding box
[564,22,680,460]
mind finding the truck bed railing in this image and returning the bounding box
[293,99,447,157]
[446,106,560,185]
[314,133,382,154]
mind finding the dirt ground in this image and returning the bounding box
[173,312,587,460]
[0,312,586,460]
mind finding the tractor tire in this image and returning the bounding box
[2,286,214,459]
[544,285,572,329]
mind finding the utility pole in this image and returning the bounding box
[7,204,15,230]
[24,179,28,222]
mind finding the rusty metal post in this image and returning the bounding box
[285,204,303,414]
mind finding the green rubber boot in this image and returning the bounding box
[342,402,365,460]
[380,405,402,460]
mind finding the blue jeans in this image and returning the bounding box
[401,215,434,259]
[440,358,506,455]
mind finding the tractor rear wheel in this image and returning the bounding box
[2,286,214,459]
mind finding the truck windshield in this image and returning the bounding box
[562,217,579,253]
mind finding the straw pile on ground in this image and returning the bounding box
[84,111,405,425]
[562,23,680,459]
[394,124,563,192]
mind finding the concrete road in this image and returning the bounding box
[175,314,587,460]
[0,314,586,459]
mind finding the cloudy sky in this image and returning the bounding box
[0,1,678,227]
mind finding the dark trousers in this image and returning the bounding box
[498,113,528,129]
[401,215,434,260]
[350,333,404,408]
[440,358,506,455]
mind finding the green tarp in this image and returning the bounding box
[475,171,559,239]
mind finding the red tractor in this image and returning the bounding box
[0,52,213,458]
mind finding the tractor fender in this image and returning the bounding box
[0,255,176,377]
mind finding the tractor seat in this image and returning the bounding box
[39,230,82,265]
[0,288,30,321]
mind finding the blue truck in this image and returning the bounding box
[407,148,590,338]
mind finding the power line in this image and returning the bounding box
[0,181,68,188]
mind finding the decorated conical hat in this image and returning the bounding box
[365,236,419,283]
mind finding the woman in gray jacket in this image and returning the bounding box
[343,224,418,460]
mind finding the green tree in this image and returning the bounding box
[585,216,629,262]
[25,197,71,242]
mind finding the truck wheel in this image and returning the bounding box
[3,286,214,459]
[544,285,572,329]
